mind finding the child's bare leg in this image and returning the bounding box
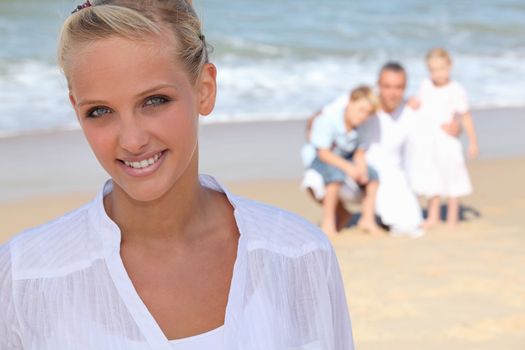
[308,187,351,232]
[336,200,352,231]
[357,180,382,235]
[306,188,322,204]
[424,196,441,228]
[446,197,460,228]
[321,182,342,236]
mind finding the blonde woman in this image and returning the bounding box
[0,1,353,349]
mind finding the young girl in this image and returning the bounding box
[0,1,353,349]
[410,48,479,228]
[307,86,382,237]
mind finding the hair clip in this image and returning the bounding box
[199,34,205,41]
[71,0,92,14]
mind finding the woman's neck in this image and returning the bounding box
[105,158,210,246]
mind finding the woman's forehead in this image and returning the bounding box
[67,36,190,94]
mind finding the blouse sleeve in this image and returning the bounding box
[0,243,23,349]
[326,245,355,349]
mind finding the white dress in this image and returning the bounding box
[0,175,354,350]
[360,104,423,235]
[407,79,473,198]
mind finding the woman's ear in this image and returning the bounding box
[197,63,217,116]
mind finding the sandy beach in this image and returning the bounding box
[0,108,524,349]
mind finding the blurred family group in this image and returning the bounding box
[301,48,479,237]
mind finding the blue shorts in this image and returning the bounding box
[310,156,379,185]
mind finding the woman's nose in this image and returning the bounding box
[118,115,149,154]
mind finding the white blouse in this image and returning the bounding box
[0,175,354,349]
[169,325,223,350]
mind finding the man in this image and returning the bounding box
[359,62,423,236]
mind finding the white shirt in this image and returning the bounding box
[0,175,354,350]
[169,325,224,350]
[360,102,417,171]
[359,104,423,234]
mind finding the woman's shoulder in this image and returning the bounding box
[2,200,98,280]
[231,194,332,256]
[0,243,12,281]
[202,175,332,257]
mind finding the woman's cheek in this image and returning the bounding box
[161,105,198,139]
[83,125,115,165]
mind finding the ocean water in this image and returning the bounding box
[0,0,524,136]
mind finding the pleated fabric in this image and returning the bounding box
[0,175,354,349]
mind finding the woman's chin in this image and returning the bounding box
[111,178,169,203]
[127,190,164,203]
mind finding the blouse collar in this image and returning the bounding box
[87,174,245,257]
[86,175,247,348]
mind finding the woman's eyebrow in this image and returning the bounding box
[77,84,179,107]
[135,83,179,98]
[77,99,109,107]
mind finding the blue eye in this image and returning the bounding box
[145,96,169,107]
[87,106,111,118]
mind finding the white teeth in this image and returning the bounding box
[123,152,162,169]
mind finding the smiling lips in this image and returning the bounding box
[122,152,163,169]
[118,150,166,177]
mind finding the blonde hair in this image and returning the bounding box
[426,47,452,64]
[349,85,379,113]
[58,0,209,84]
